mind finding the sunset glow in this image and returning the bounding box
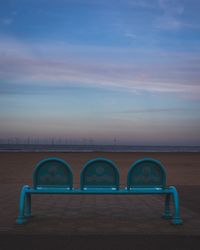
[0,0,200,145]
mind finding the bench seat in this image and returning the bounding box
[25,186,172,194]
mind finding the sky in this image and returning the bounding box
[0,0,200,145]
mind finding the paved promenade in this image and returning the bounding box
[0,183,200,235]
[0,152,200,249]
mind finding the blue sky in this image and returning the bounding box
[0,0,200,145]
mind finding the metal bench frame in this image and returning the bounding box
[16,157,183,225]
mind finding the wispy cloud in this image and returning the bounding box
[2,18,13,25]
[158,0,184,14]
[126,0,156,8]
[115,108,200,114]
[155,0,185,30]
[0,37,200,98]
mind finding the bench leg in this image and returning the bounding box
[25,193,32,217]
[16,185,30,224]
[169,186,183,225]
[162,193,172,219]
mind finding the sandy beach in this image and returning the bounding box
[1,151,200,186]
[0,152,200,249]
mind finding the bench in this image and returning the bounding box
[16,157,183,225]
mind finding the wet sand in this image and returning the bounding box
[0,152,200,249]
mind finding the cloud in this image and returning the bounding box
[116,108,200,114]
[2,18,13,25]
[126,0,155,8]
[124,31,137,40]
[155,0,185,30]
[155,16,182,30]
[0,37,200,98]
[158,0,184,14]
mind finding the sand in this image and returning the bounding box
[0,152,200,249]
[1,151,200,186]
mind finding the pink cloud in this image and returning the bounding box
[0,37,200,99]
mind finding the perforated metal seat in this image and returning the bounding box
[80,158,119,190]
[33,158,73,190]
[127,158,166,189]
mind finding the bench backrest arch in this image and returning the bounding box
[127,158,167,189]
[33,157,73,189]
[80,158,120,190]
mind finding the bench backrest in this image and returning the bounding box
[33,158,73,189]
[80,158,119,190]
[127,158,166,189]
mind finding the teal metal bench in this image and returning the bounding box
[16,157,183,225]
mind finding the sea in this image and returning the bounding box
[0,144,200,152]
